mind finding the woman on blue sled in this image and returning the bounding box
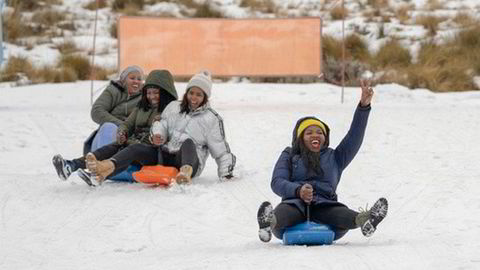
[53,70,178,185]
[257,80,388,243]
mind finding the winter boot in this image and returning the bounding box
[52,154,76,181]
[77,168,98,187]
[257,201,276,242]
[360,197,388,237]
[175,165,193,184]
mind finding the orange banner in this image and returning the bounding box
[118,17,322,77]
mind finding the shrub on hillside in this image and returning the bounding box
[240,0,276,13]
[55,41,78,54]
[7,0,62,11]
[1,56,35,82]
[32,10,66,26]
[345,34,370,61]
[322,35,344,61]
[194,2,223,18]
[367,0,389,9]
[415,15,446,36]
[452,13,476,28]
[3,14,30,41]
[84,0,108,10]
[330,5,348,20]
[372,39,411,68]
[110,21,118,38]
[112,0,144,12]
[454,25,480,49]
[58,55,91,80]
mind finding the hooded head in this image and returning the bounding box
[186,70,212,98]
[138,69,178,112]
[291,116,330,154]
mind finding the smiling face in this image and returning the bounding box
[187,86,205,111]
[146,87,160,106]
[125,71,143,95]
[302,125,326,152]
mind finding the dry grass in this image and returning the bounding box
[112,0,144,12]
[32,10,66,26]
[453,25,480,49]
[240,0,276,13]
[193,2,224,18]
[452,13,477,27]
[84,0,108,10]
[55,40,79,54]
[110,21,118,38]
[415,15,447,36]
[322,35,344,61]
[401,40,478,91]
[58,55,91,80]
[7,0,62,11]
[406,62,474,92]
[426,0,444,10]
[367,0,389,10]
[372,39,411,69]
[345,34,370,61]
[330,5,348,20]
[1,56,35,82]
[3,14,31,42]
[395,4,414,24]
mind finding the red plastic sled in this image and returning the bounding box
[132,165,178,186]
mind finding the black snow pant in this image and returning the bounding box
[70,143,159,177]
[159,139,200,177]
[272,202,360,241]
[70,139,200,178]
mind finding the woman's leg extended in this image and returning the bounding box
[110,144,158,174]
[272,203,305,240]
[310,204,359,240]
[71,143,122,170]
[91,123,118,151]
[174,139,200,176]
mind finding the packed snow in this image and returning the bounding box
[1,81,479,269]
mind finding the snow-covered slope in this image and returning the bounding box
[1,81,479,269]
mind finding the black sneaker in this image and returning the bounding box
[257,201,274,242]
[52,154,74,181]
[77,169,97,187]
[361,198,388,237]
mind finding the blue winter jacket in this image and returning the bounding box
[271,104,371,214]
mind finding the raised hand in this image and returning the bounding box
[360,79,374,107]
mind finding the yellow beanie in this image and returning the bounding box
[297,119,327,138]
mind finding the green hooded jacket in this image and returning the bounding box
[90,81,142,126]
[118,70,178,145]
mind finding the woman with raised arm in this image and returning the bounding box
[257,80,388,243]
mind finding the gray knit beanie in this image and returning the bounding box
[119,65,144,86]
[186,70,212,98]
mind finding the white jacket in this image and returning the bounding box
[151,101,236,178]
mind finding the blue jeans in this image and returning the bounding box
[91,122,118,151]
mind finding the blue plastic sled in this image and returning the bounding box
[108,164,141,183]
[282,222,335,245]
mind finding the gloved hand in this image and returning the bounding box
[116,130,127,145]
[220,174,235,181]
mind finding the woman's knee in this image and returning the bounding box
[333,229,349,240]
[181,138,195,149]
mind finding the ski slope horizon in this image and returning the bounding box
[1,81,479,269]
